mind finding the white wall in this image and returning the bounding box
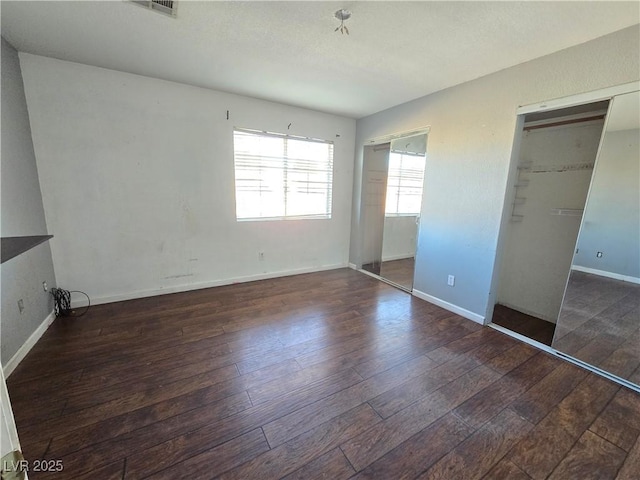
[497,121,604,322]
[382,216,418,261]
[351,25,640,323]
[1,38,56,367]
[19,54,356,305]
[574,127,640,280]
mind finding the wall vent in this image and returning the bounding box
[130,0,177,17]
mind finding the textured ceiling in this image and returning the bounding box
[2,1,639,118]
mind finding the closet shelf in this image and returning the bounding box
[1,235,53,264]
[550,208,583,217]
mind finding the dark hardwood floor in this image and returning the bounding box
[6,268,640,479]
[379,257,414,290]
[552,271,640,384]
[492,304,556,346]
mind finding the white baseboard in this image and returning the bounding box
[571,265,640,285]
[72,263,348,307]
[348,263,358,270]
[412,289,485,325]
[4,310,56,378]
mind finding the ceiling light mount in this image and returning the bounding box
[334,9,351,35]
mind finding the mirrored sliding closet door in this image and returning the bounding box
[553,90,640,387]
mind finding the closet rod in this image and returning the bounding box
[524,114,605,132]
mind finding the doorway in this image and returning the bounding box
[359,132,428,291]
[492,101,609,344]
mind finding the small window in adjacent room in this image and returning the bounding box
[233,128,334,221]
[385,151,426,215]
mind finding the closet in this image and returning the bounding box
[493,83,640,391]
[356,130,428,292]
[494,102,608,344]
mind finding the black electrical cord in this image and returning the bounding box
[50,287,91,317]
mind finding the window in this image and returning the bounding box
[385,151,426,215]
[233,128,334,220]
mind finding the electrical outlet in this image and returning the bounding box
[18,299,24,314]
[447,275,455,287]
[43,281,48,292]
[259,252,265,261]
[596,251,603,258]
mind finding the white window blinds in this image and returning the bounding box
[233,128,334,220]
[385,152,426,215]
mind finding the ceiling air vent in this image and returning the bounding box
[130,0,177,17]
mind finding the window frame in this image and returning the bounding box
[232,128,335,222]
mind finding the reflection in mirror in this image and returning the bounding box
[361,143,390,277]
[379,135,427,290]
[553,90,640,386]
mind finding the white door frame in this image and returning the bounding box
[1,367,22,464]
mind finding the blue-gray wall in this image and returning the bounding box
[1,37,56,368]
[574,127,640,279]
[350,25,640,322]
